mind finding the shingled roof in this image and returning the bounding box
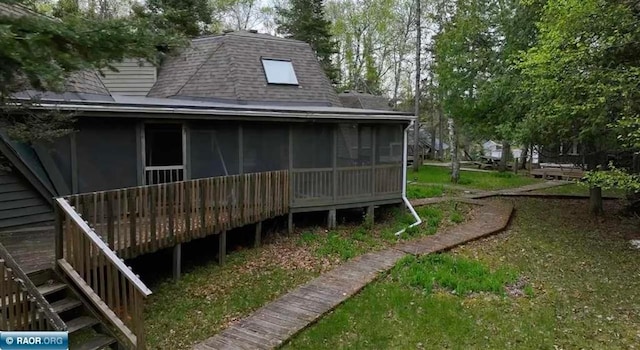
[148,31,342,107]
[338,92,392,111]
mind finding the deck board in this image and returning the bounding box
[0,228,55,274]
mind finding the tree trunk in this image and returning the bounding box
[590,186,603,215]
[449,118,460,183]
[528,144,535,170]
[412,0,421,172]
[438,109,444,161]
[520,147,528,170]
[430,112,437,160]
[499,141,511,172]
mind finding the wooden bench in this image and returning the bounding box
[530,166,584,180]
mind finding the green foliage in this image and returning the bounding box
[517,0,640,149]
[0,0,184,141]
[412,165,540,190]
[133,0,214,37]
[582,163,640,193]
[327,0,414,96]
[406,184,445,199]
[276,0,339,84]
[315,232,359,260]
[432,0,544,143]
[299,231,318,244]
[450,211,464,224]
[392,254,517,295]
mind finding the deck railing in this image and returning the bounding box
[291,164,402,207]
[0,243,66,331]
[64,170,290,259]
[144,165,185,185]
[55,198,151,349]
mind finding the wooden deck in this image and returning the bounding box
[194,201,514,350]
[0,228,55,274]
[64,170,290,260]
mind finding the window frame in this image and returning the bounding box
[260,57,299,86]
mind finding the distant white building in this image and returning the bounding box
[482,140,538,163]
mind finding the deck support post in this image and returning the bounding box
[365,205,375,226]
[254,222,262,248]
[172,244,182,281]
[327,209,337,229]
[218,230,227,266]
[287,213,294,234]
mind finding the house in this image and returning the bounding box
[338,91,392,111]
[407,124,449,163]
[482,140,538,164]
[0,30,414,348]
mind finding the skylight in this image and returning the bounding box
[261,59,299,85]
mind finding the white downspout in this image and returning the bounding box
[395,120,422,236]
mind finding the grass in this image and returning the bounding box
[301,203,468,263]
[408,165,541,191]
[284,198,640,349]
[144,250,317,349]
[536,182,627,198]
[391,254,518,295]
[145,202,471,349]
[406,183,463,199]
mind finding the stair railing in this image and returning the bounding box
[54,198,151,349]
[0,243,66,331]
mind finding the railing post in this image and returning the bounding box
[371,129,376,197]
[54,202,64,260]
[168,185,175,245]
[332,126,338,201]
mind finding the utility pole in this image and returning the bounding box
[412,0,422,172]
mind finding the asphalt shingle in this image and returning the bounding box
[148,31,341,106]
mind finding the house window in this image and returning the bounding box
[261,58,299,85]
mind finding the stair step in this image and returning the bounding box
[37,282,67,296]
[66,316,100,334]
[75,335,116,350]
[51,298,82,314]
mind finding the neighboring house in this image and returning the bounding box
[338,91,392,111]
[407,124,449,162]
[0,30,413,348]
[482,140,538,163]
[99,58,157,96]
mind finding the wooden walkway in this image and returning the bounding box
[410,180,570,206]
[193,200,514,350]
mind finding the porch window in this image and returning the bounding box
[376,125,403,164]
[144,124,185,184]
[337,124,373,167]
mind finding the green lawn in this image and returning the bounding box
[284,198,640,349]
[406,183,463,199]
[536,183,627,198]
[144,202,470,349]
[409,165,541,190]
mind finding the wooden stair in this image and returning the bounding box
[30,271,120,350]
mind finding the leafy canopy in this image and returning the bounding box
[276,0,339,84]
[0,0,183,140]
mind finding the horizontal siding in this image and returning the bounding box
[0,171,52,230]
[100,58,157,96]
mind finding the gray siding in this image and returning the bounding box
[0,171,52,230]
[100,59,157,96]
